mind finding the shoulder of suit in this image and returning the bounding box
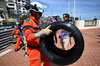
[14,26,16,28]
[26,18,30,21]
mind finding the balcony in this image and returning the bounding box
[8,0,14,2]
[6,3,15,8]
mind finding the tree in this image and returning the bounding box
[93,16,98,20]
[73,17,79,20]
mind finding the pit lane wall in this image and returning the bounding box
[74,20,100,29]
[0,28,13,51]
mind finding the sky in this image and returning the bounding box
[30,0,100,20]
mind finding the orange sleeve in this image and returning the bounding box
[12,29,15,34]
[24,28,37,43]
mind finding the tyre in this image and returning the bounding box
[40,21,84,65]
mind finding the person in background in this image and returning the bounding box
[59,13,71,50]
[23,2,52,66]
[50,17,56,23]
[50,17,57,43]
[12,22,24,52]
[20,17,24,26]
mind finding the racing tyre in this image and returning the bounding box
[40,21,84,65]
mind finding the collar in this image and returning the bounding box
[30,16,39,25]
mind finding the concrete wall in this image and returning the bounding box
[74,20,100,29]
[74,20,84,29]
[0,0,7,11]
[97,20,100,28]
[0,0,8,19]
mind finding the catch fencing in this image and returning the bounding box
[0,23,47,51]
[0,29,13,51]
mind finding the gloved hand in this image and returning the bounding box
[69,32,73,37]
[12,34,14,39]
[59,35,61,38]
[43,25,52,35]
[17,32,20,36]
[35,25,52,38]
[11,35,14,41]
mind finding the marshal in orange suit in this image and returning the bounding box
[23,2,52,66]
[12,22,24,52]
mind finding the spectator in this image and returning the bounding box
[60,13,71,50]
[12,22,24,52]
[23,2,52,66]
[50,17,57,43]
[50,17,56,23]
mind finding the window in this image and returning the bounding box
[18,3,20,5]
[1,14,4,18]
[23,4,25,6]
[18,0,20,2]
[19,7,21,9]
[22,1,24,2]
[9,0,13,2]
[23,11,25,13]
[9,4,14,6]
[23,8,25,10]
[19,11,21,13]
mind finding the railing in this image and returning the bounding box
[0,25,14,30]
[85,20,97,27]
[0,29,13,51]
[0,23,47,51]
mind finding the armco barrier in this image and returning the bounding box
[0,23,48,51]
[0,29,13,51]
[0,25,12,29]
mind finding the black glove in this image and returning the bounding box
[59,35,61,38]
[69,32,73,37]
[17,32,20,36]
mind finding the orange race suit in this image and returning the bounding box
[12,26,24,49]
[23,16,51,66]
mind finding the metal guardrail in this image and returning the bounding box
[0,25,14,30]
[0,28,13,51]
[0,23,47,51]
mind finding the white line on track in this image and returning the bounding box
[0,49,13,57]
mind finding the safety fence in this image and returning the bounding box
[0,28,13,51]
[0,23,48,51]
[0,25,14,30]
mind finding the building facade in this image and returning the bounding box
[0,0,8,21]
[6,0,30,18]
[0,0,30,25]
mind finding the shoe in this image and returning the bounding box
[15,49,19,52]
[24,52,27,57]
